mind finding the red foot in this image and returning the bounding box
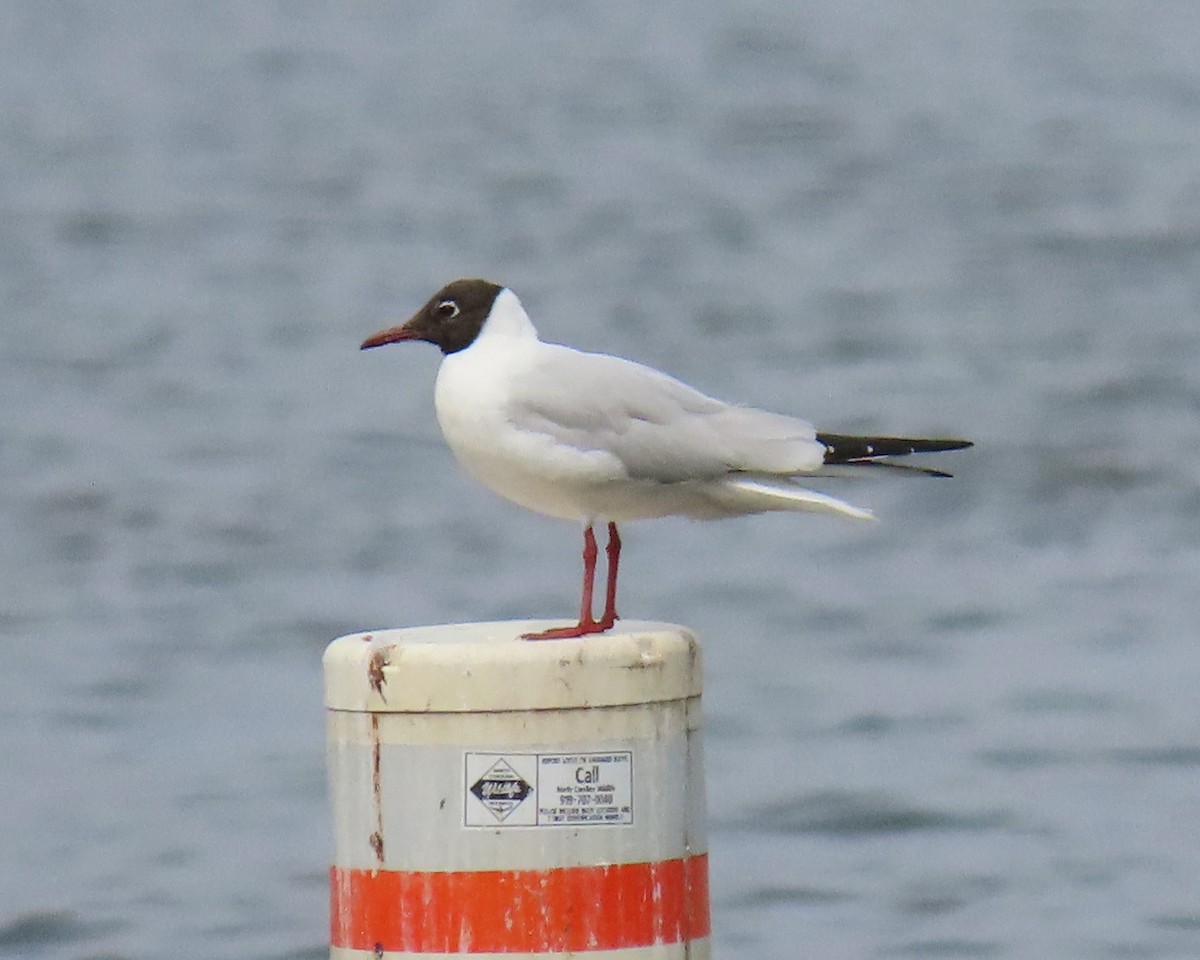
[522,618,615,641]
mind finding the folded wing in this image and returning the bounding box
[511,345,827,483]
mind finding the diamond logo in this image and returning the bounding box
[469,758,533,822]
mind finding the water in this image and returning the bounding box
[3,2,1200,958]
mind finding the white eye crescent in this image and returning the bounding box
[436,299,460,319]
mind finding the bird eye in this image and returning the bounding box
[435,299,460,320]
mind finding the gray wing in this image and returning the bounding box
[507,343,827,482]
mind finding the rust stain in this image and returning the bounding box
[370,714,385,867]
[361,633,374,643]
[367,647,390,702]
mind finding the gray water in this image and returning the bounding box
[3,2,1199,958]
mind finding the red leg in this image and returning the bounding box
[523,524,614,640]
[598,522,621,629]
[578,524,598,624]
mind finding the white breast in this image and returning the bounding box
[432,297,626,523]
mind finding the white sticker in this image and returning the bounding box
[536,751,634,826]
[464,751,633,828]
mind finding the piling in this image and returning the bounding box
[325,619,709,958]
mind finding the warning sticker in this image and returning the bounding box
[537,752,634,826]
[464,751,633,828]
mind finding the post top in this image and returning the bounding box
[323,619,702,713]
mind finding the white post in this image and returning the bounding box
[324,619,709,959]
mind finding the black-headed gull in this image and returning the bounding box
[362,279,971,640]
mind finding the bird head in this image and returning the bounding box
[361,278,504,355]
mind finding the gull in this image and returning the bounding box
[361,279,971,640]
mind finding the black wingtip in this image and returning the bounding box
[816,433,973,468]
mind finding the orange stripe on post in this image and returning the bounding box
[330,854,710,953]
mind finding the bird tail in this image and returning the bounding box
[700,435,972,520]
[816,434,973,478]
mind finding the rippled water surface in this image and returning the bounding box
[3,3,1200,958]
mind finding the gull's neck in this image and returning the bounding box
[474,288,540,347]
